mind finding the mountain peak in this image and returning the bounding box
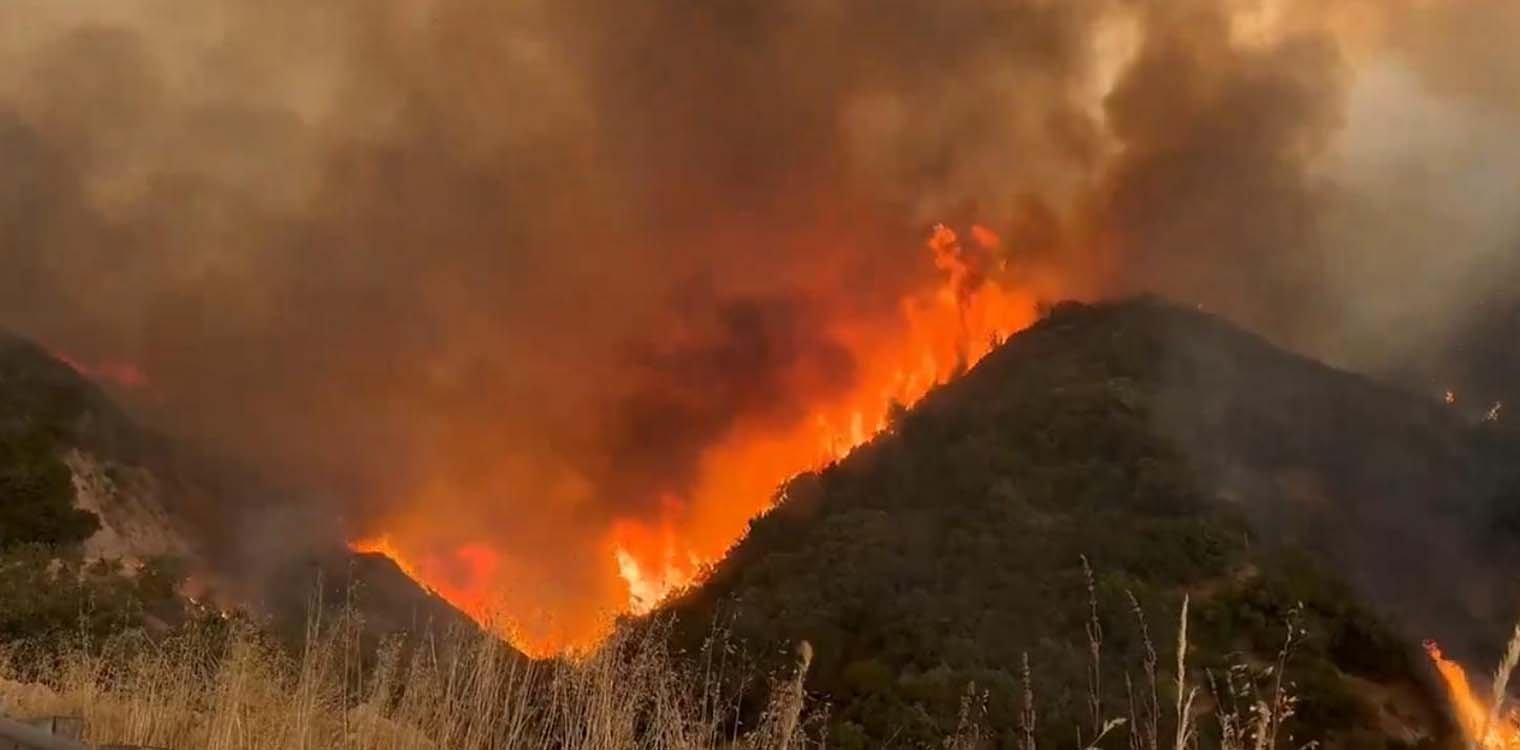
[661,296,1509,747]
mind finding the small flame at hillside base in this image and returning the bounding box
[349,225,1046,655]
[1425,641,1520,749]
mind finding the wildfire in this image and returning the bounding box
[1425,641,1520,749]
[600,223,1039,613]
[350,535,500,619]
[350,224,1045,654]
[352,535,432,590]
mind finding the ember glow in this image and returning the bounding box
[1424,641,1520,750]
[50,352,148,390]
[350,535,500,625]
[352,225,1042,653]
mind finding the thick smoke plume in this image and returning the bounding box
[1,0,1516,648]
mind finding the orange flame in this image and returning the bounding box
[1425,641,1520,749]
[350,224,1045,654]
[601,223,1038,612]
[350,535,500,618]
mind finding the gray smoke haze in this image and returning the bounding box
[1,0,1516,644]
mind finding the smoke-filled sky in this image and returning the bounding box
[2,0,1517,649]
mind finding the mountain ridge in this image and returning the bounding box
[658,297,1516,748]
[0,328,479,645]
[6,299,1517,747]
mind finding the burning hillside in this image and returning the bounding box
[351,223,1044,652]
[1,0,1519,658]
[652,297,1515,746]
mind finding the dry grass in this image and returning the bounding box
[0,607,818,750]
[1207,604,1306,750]
[0,591,1310,750]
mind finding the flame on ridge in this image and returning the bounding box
[349,224,1046,654]
[50,350,149,389]
[605,223,1042,620]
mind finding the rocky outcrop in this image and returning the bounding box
[65,449,192,567]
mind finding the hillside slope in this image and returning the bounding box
[0,330,475,643]
[664,298,1517,749]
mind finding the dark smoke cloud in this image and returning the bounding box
[604,287,857,514]
[1,0,1517,642]
[1095,3,1347,340]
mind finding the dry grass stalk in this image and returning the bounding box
[1172,595,1197,750]
[1481,622,1520,750]
[1264,605,1303,750]
[1021,651,1039,750]
[1080,573,1127,750]
[946,682,990,750]
[748,640,813,750]
[1127,590,1162,750]
[1209,606,1303,750]
[1083,556,1105,744]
